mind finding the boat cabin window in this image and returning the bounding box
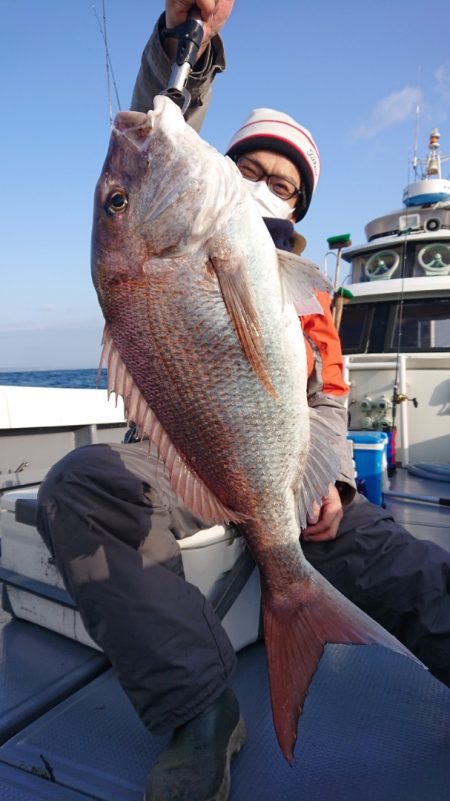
[349,240,450,282]
[386,298,450,351]
[337,305,375,352]
[340,298,450,353]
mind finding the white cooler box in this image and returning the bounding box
[0,487,261,653]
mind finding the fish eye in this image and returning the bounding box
[106,190,128,214]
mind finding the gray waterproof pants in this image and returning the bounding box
[37,442,237,735]
[37,441,450,736]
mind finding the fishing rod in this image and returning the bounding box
[384,489,450,508]
[389,226,419,474]
[161,7,204,115]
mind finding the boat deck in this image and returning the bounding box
[0,468,448,800]
[0,619,448,800]
[384,469,450,549]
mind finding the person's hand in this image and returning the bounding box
[301,485,343,542]
[165,1,235,58]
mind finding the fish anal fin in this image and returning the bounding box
[262,569,424,763]
[100,327,247,525]
[297,408,342,528]
[209,257,278,399]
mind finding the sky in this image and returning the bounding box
[2,0,450,370]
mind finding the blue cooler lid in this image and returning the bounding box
[347,431,388,446]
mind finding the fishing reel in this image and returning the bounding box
[393,391,418,409]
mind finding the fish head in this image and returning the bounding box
[91,101,191,301]
[92,111,150,295]
[91,97,245,312]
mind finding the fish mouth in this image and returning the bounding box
[111,97,184,151]
[112,110,155,152]
[114,110,150,131]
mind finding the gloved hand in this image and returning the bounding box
[164,1,234,58]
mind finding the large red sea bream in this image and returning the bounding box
[91,95,419,762]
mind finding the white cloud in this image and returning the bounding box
[435,63,450,102]
[354,86,422,139]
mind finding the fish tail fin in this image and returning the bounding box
[262,569,424,763]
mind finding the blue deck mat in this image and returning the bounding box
[0,641,448,801]
[0,609,107,744]
[0,761,91,801]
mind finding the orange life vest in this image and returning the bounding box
[300,291,349,396]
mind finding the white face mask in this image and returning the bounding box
[243,178,294,220]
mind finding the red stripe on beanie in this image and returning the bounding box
[234,119,319,159]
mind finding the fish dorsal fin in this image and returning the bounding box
[209,256,278,398]
[276,249,332,316]
[100,328,246,525]
[296,408,341,529]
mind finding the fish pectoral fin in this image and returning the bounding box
[208,256,278,398]
[276,249,332,315]
[296,408,342,528]
[263,570,424,763]
[100,326,246,526]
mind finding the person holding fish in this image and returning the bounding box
[36,2,450,800]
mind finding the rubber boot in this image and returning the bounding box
[144,687,246,801]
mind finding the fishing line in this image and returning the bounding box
[92,0,121,126]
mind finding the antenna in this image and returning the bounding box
[92,0,121,126]
[412,68,421,179]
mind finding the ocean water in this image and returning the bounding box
[0,369,108,389]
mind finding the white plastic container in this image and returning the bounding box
[0,487,261,653]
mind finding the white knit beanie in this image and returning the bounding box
[226,108,320,221]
